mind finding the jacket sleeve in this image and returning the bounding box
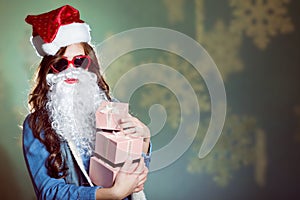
[22,115,100,200]
[142,141,152,169]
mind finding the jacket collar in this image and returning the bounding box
[67,140,94,186]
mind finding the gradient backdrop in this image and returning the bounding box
[0,0,300,199]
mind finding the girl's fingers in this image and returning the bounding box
[119,117,135,124]
[119,121,135,129]
[135,158,145,174]
[122,127,136,134]
[123,127,145,138]
[135,166,148,186]
[133,185,144,193]
[119,157,135,174]
[120,116,150,134]
[139,167,148,182]
[133,169,148,193]
[137,174,147,186]
[135,168,148,192]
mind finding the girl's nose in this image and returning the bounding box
[68,63,75,68]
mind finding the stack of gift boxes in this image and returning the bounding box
[89,101,144,187]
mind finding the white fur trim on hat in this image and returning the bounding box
[31,23,91,57]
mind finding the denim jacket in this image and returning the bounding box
[22,115,151,200]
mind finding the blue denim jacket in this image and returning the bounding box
[22,115,151,200]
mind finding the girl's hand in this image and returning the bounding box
[119,115,151,153]
[119,116,150,139]
[112,158,146,199]
[133,164,148,193]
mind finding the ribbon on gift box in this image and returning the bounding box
[98,102,119,129]
[100,131,140,164]
[97,102,129,130]
[113,131,138,159]
[95,131,140,167]
[93,152,140,168]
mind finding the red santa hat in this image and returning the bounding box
[25,5,91,57]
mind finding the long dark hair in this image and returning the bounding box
[28,42,110,178]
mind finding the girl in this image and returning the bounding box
[23,5,151,200]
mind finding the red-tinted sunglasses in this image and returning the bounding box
[50,55,92,73]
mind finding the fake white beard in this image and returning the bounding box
[46,68,107,156]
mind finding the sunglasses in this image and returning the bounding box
[50,55,92,73]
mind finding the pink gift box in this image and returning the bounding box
[89,156,139,187]
[96,101,129,130]
[89,156,120,187]
[95,131,143,164]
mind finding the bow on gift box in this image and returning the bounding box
[100,103,118,129]
[97,102,129,130]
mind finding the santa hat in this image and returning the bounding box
[25,5,91,57]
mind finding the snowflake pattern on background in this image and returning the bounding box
[190,0,267,187]
[229,0,294,49]
[104,53,135,96]
[254,128,267,187]
[103,31,210,129]
[166,55,210,114]
[99,0,274,188]
[140,51,210,128]
[187,114,267,187]
[200,20,244,80]
[163,0,185,24]
[101,31,136,97]
[107,49,210,129]
[195,0,205,43]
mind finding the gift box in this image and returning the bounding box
[96,101,129,130]
[89,156,120,187]
[94,131,143,164]
[89,156,139,187]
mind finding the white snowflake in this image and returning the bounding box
[230,0,294,49]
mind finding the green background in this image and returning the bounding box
[0,0,300,199]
